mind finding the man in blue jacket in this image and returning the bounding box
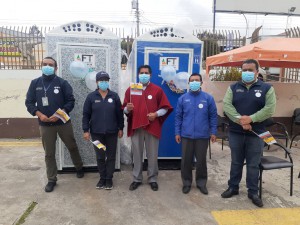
[175,73,217,194]
[25,57,84,192]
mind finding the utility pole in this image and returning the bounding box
[132,0,140,37]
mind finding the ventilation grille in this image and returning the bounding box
[149,27,184,39]
[61,22,105,35]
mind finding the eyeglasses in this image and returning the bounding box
[139,72,150,74]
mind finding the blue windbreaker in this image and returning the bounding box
[175,90,217,139]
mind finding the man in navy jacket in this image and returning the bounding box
[175,73,217,194]
[25,57,84,192]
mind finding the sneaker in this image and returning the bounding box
[105,180,113,190]
[76,169,84,178]
[96,179,106,189]
[45,182,56,192]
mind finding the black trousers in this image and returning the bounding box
[181,137,209,187]
[91,133,118,181]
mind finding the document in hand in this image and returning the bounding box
[91,140,106,151]
[53,108,70,123]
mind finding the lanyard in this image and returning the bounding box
[42,77,56,97]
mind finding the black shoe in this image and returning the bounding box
[129,182,142,191]
[149,182,158,191]
[45,182,56,192]
[76,169,84,178]
[96,179,106,189]
[197,186,208,195]
[182,186,191,194]
[221,188,239,198]
[248,194,264,207]
[105,180,113,190]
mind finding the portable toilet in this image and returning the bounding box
[46,21,121,170]
[127,26,203,158]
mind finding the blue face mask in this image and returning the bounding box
[139,74,150,84]
[242,71,255,83]
[98,81,109,91]
[42,66,55,76]
[189,81,201,92]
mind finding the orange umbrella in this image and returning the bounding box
[206,38,300,74]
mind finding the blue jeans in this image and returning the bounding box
[228,131,264,195]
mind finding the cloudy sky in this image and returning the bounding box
[1,0,300,37]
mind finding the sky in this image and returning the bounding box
[1,0,300,37]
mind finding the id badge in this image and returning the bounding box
[42,97,49,106]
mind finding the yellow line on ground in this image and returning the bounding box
[212,208,300,225]
[0,142,42,147]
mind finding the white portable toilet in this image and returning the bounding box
[46,21,121,171]
[126,26,203,159]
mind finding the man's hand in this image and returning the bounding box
[48,116,59,123]
[210,135,217,143]
[36,111,50,122]
[83,132,90,141]
[175,135,181,144]
[242,124,252,131]
[118,130,123,138]
[126,103,134,112]
[147,112,157,121]
[239,115,252,125]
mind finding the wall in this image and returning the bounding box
[0,70,40,138]
[1,70,300,138]
[203,81,300,134]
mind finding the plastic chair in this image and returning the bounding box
[259,142,293,198]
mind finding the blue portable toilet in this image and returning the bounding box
[126,26,203,158]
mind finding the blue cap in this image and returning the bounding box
[96,71,110,81]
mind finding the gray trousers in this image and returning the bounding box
[131,128,159,183]
[181,138,209,187]
[39,122,83,182]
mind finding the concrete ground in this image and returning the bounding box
[1,139,300,225]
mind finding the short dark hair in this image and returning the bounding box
[189,73,202,82]
[242,59,259,71]
[138,65,152,74]
[43,56,57,67]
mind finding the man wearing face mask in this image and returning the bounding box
[175,73,217,194]
[123,65,173,191]
[25,57,84,193]
[221,59,276,207]
[82,71,124,190]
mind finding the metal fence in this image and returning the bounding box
[0,25,299,83]
[0,25,245,70]
[285,26,300,38]
[283,27,300,83]
[0,26,52,69]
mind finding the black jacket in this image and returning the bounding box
[25,74,75,126]
[82,89,124,134]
